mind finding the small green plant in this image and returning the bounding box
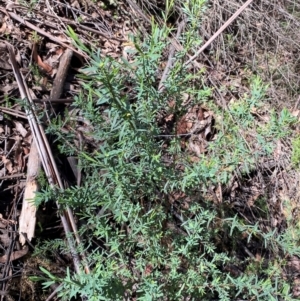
[19,0,39,12]
[30,64,43,85]
[31,31,41,43]
[36,169,48,189]
[225,33,235,49]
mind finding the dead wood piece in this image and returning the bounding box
[19,139,40,246]
[0,107,27,119]
[0,173,25,180]
[50,49,73,100]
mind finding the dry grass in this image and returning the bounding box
[199,0,300,107]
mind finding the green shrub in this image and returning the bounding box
[35,0,300,300]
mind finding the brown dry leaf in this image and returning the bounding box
[251,107,271,122]
[2,156,13,173]
[0,19,6,34]
[291,109,300,119]
[214,183,223,204]
[293,278,300,297]
[144,264,153,276]
[0,167,5,177]
[47,43,62,54]
[6,2,14,10]
[0,42,12,70]
[255,253,262,262]
[188,155,200,163]
[168,100,176,108]
[0,82,18,94]
[247,192,260,207]
[91,12,99,19]
[188,138,207,156]
[226,77,242,91]
[210,69,226,82]
[23,146,30,155]
[122,20,133,38]
[71,0,80,9]
[288,256,300,274]
[0,214,17,225]
[24,133,32,145]
[165,114,174,122]
[14,121,28,137]
[181,93,190,106]
[0,230,10,248]
[169,191,186,203]
[32,43,52,74]
[177,106,207,135]
[44,46,64,75]
[177,119,187,136]
[177,106,214,156]
[177,107,194,135]
[0,246,29,263]
[164,100,176,122]
[122,44,136,61]
[104,39,120,49]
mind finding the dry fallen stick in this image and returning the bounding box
[50,49,73,100]
[0,173,25,180]
[19,139,39,246]
[6,42,84,274]
[0,107,27,119]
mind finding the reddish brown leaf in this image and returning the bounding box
[32,43,52,74]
